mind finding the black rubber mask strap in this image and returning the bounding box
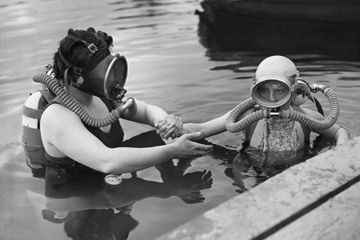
[63,68,70,94]
[65,34,98,55]
[58,49,73,68]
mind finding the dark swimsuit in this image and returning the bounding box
[44,98,166,187]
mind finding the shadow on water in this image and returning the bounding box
[196,2,360,60]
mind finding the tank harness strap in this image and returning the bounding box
[313,97,324,116]
[23,105,42,120]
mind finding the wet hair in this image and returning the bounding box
[53,27,114,82]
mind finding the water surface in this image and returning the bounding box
[0,0,359,239]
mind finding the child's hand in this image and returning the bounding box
[155,114,183,140]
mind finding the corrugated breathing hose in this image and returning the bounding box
[33,73,134,127]
[280,86,339,130]
[225,85,339,133]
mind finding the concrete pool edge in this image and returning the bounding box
[156,136,360,240]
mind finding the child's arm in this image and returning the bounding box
[182,111,230,139]
[183,107,260,140]
[155,111,231,140]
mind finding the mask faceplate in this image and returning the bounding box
[251,77,292,108]
[81,54,128,100]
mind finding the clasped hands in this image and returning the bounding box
[155,115,212,157]
[155,114,185,140]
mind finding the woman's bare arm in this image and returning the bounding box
[41,104,212,174]
[121,99,170,127]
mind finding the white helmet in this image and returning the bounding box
[251,55,299,108]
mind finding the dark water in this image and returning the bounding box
[1,0,360,239]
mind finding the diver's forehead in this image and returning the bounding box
[259,80,287,89]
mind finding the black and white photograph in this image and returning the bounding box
[0,0,359,239]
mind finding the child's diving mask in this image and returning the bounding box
[250,76,293,108]
[250,55,299,109]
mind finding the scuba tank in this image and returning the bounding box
[20,89,55,170]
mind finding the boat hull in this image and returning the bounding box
[201,0,360,23]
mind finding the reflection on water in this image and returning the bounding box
[1,0,360,239]
[40,160,212,240]
[0,136,332,240]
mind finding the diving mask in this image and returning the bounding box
[250,76,292,108]
[58,33,128,101]
[81,53,128,101]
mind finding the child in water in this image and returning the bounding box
[157,55,350,151]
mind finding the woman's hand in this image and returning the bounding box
[169,132,212,159]
[155,114,183,139]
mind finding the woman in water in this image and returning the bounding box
[159,55,350,151]
[37,28,212,184]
